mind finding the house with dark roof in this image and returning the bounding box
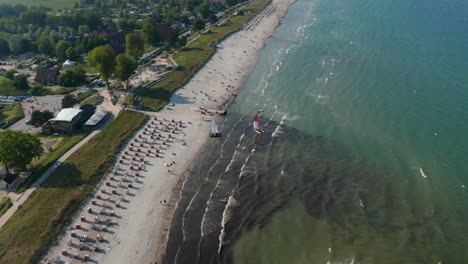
[35,67,60,85]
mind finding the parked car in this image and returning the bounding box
[26,98,34,102]
[25,119,31,125]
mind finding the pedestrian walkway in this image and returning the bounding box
[0,96,121,229]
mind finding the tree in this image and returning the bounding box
[30,83,45,96]
[197,3,211,19]
[31,110,54,127]
[66,47,79,60]
[13,75,29,90]
[0,130,43,176]
[55,40,72,60]
[20,9,47,26]
[2,69,17,80]
[0,37,9,54]
[226,0,238,7]
[87,45,116,83]
[58,66,87,87]
[168,30,180,47]
[178,36,187,47]
[125,33,144,59]
[0,77,13,90]
[8,37,29,54]
[209,13,218,23]
[116,54,137,82]
[185,0,201,11]
[38,35,54,56]
[61,94,78,108]
[193,19,205,31]
[141,22,160,46]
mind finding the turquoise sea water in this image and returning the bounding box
[228,0,468,263]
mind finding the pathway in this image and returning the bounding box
[0,96,121,229]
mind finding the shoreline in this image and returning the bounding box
[43,0,297,263]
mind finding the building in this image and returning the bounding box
[48,108,83,133]
[62,59,76,68]
[84,108,109,129]
[35,67,60,85]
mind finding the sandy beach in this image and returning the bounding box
[43,0,296,263]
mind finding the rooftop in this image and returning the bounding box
[84,108,108,126]
[50,108,82,122]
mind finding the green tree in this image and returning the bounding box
[8,37,29,55]
[2,69,17,80]
[125,33,144,59]
[193,19,205,31]
[30,83,46,96]
[0,37,9,54]
[20,9,47,26]
[78,24,89,34]
[38,35,54,56]
[13,75,29,90]
[58,66,87,87]
[55,40,72,60]
[168,30,180,47]
[178,36,187,47]
[31,110,54,127]
[197,3,211,19]
[0,130,43,176]
[66,47,79,60]
[141,22,160,46]
[61,94,78,108]
[185,0,201,11]
[87,45,116,83]
[0,77,13,90]
[226,0,238,7]
[116,54,137,82]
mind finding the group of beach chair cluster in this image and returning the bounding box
[52,116,187,264]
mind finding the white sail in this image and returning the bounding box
[211,120,220,137]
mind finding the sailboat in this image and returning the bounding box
[210,120,221,137]
[253,114,264,134]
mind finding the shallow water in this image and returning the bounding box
[165,0,468,263]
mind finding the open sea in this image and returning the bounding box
[166,0,468,263]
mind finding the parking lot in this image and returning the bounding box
[6,95,64,133]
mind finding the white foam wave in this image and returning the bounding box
[419,168,428,178]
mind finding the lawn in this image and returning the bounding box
[16,133,87,194]
[80,95,103,106]
[0,103,25,129]
[0,110,148,263]
[0,0,74,10]
[0,197,12,218]
[140,0,272,111]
